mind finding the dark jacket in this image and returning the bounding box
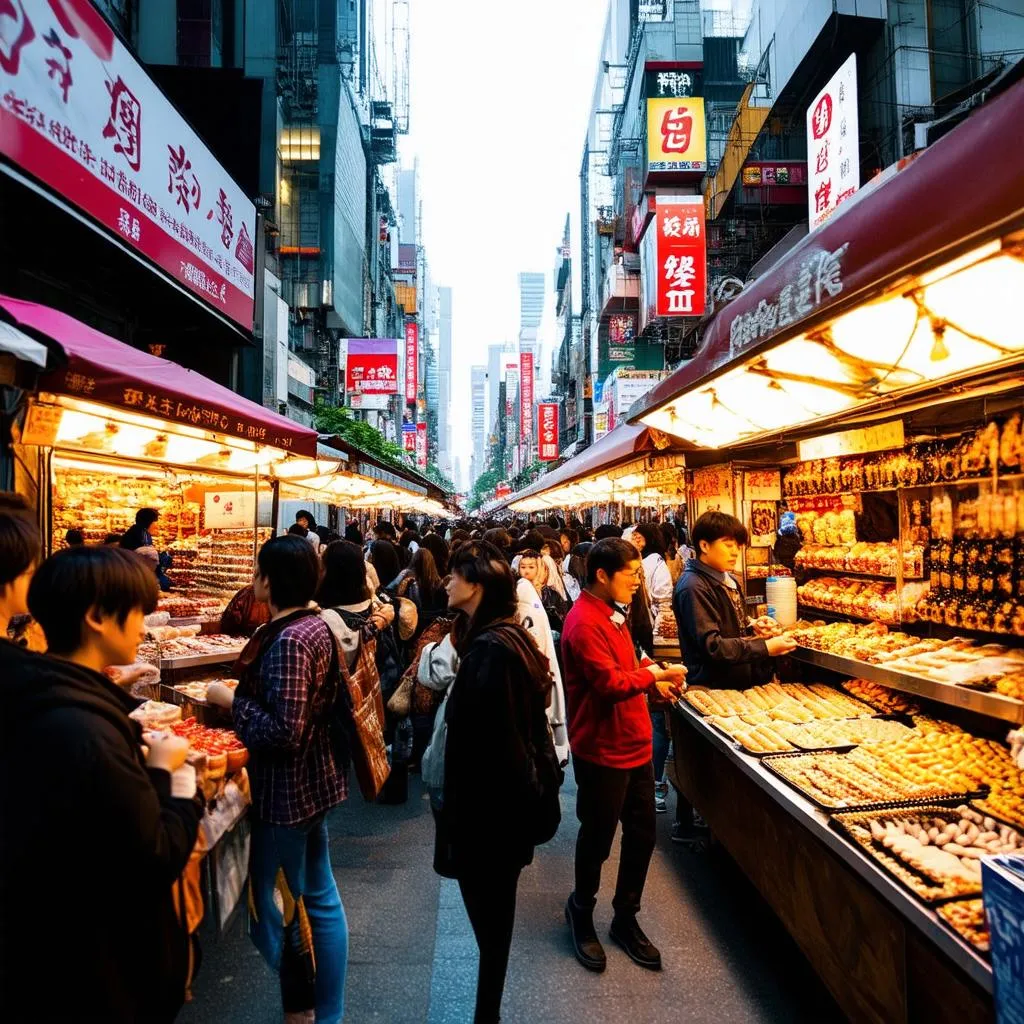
[435,623,552,878]
[672,558,772,690]
[0,641,204,1023]
[119,522,153,551]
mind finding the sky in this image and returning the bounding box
[399,0,608,489]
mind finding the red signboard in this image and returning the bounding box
[402,422,415,454]
[0,0,256,329]
[538,402,559,461]
[495,482,512,499]
[415,421,427,469]
[345,339,399,395]
[519,351,534,441]
[404,321,418,403]
[656,195,706,318]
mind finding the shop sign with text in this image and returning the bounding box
[345,339,399,395]
[402,422,416,454]
[608,314,635,344]
[807,54,860,230]
[647,97,706,175]
[0,0,256,328]
[656,195,706,318]
[404,321,418,403]
[538,403,559,461]
[415,421,427,469]
[519,351,534,440]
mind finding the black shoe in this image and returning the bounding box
[609,915,662,971]
[565,894,606,973]
[671,821,710,845]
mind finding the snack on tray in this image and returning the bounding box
[129,700,182,728]
[172,678,239,702]
[937,900,990,953]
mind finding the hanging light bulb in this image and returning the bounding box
[930,320,950,362]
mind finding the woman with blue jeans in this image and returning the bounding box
[208,536,353,1023]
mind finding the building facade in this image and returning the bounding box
[470,364,487,484]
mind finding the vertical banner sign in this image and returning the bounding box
[519,352,534,441]
[404,321,418,403]
[647,97,707,175]
[656,195,706,317]
[0,0,256,329]
[415,421,427,469]
[538,403,560,461]
[402,421,416,454]
[807,54,859,230]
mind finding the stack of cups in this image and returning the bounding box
[765,576,798,627]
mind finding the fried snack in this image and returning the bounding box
[938,900,990,953]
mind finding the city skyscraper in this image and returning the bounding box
[470,364,486,482]
[518,271,546,357]
[438,287,453,478]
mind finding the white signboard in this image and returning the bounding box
[204,490,255,530]
[807,54,859,231]
[0,1,256,328]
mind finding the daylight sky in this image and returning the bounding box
[400,0,608,489]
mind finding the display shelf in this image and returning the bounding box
[783,472,1024,501]
[671,699,994,993]
[791,646,1024,725]
[158,650,243,670]
[797,602,904,628]
[796,566,926,583]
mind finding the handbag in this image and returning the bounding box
[386,672,414,717]
[320,609,391,801]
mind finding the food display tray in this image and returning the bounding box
[760,751,988,814]
[935,900,991,956]
[703,716,795,758]
[968,799,1024,833]
[829,806,1000,904]
[160,685,230,726]
[158,650,242,670]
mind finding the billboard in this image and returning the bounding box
[404,321,418,403]
[647,97,707,175]
[415,421,427,469]
[0,0,256,329]
[538,403,559,461]
[402,421,415,454]
[807,54,860,230]
[345,339,399,395]
[519,351,534,441]
[656,195,706,318]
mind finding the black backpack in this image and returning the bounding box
[525,703,564,845]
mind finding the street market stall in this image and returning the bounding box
[619,76,1024,1024]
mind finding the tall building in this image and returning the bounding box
[486,342,515,444]
[470,365,487,483]
[438,287,453,477]
[518,272,546,357]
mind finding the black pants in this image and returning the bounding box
[573,755,656,917]
[458,865,522,1024]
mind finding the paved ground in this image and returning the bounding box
[180,766,845,1024]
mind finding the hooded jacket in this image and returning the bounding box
[0,641,203,1023]
[672,558,772,690]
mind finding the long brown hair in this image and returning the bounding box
[410,547,443,606]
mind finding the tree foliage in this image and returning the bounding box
[313,400,410,469]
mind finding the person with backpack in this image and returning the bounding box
[1,541,203,1023]
[206,536,349,1024]
[435,540,562,1024]
[561,538,687,975]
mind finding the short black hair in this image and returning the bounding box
[518,549,542,562]
[65,529,84,546]
[135,508,159,528]
[287,522,309,537]
[0,494,41,588]
[593,524,623,541]
[692,511,749,551]
[635,523,666,557]
[587,537,641,584]
[317,540,368,607]
[296,509,316,529]
[257,535,322,609]
[103,533,122,545]
[28,547,159,655]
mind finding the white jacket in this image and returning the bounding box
[418,634,459,791]
[643,552,674,605]
[516,578,570,764]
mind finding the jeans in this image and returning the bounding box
[249,814,349,1024]
[651,709,670,784]
[458,866,522,1024]
[573,755,656,917]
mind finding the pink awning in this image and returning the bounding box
[0,295,318,457]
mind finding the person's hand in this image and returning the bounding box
[765,635,798,657]
[373,603,396,627]
[143,732,190,773]
[652,663,687,701]
[206,682,236,709]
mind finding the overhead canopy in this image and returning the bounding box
[0,321,48,368]
[0,295,318,456]
[629,77,1024,450]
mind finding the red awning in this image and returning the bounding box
[0,295,318,457]
[629,76,1024,429]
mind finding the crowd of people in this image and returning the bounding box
[1,495,795,1024]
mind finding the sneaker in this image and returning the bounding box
[671,820,710,845]
[566,894,606,973]
[655,794,667,814]
[609,915,662,970]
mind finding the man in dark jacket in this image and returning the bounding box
[0,545,203,1023]
[670,511,795,840]
[120,506,160,551]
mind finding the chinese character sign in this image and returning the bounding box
[538,403,559,461]
[608,314,635,344]
[415,421,428,470]
[519,352,534,442]
[0,0,256,329]
[806,54,859,231]
[404,321,418,404]
[402,422,416,454]
[345,339,400,395]
[647,97,706,175]
[655,195,706,318]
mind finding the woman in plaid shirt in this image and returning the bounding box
[208,536,348,1024]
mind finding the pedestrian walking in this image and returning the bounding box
[2,543,203,1023]
[434,540,561,1024]
[561,538,687,973]
[207,536,349,1024]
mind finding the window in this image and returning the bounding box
[280,126,322,163]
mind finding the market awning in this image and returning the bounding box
[0,295,318,457]
[629,76,1024,449]
[0,320,48,368]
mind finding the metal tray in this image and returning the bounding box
[760,751,988,814]
[158,650,242,670]
[705,716,797,757]
[968,798,1024,833]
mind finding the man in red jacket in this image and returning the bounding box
[561,538,687,973]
